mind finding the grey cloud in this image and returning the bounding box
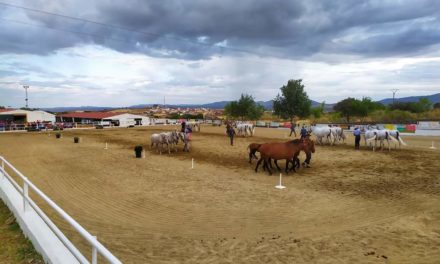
[0,0,440,60]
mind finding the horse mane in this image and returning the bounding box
[289,139,302,144]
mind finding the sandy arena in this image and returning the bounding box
[0,126,439,263]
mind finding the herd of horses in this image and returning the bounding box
[248,137,315,175]
[150,130,190,154]
[363,126,407,151]
[148,123,407,175]
[309,124,407,151]
[235,123,255,137]
[310,125,346,145]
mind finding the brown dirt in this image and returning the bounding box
[0,126,439,263]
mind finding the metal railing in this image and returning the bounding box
[0,156,122,264]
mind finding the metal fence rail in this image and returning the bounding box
[0,156,122,264]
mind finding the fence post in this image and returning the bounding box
[92,236,98,264]
[23,178,29,212]
[0,159,4,180]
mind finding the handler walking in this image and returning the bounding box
[300,125,308,139]
[226,124,235,146]
[289,121,297,137]
[181,121,186,133]
[353,126,361,150]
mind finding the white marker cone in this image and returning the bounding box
[105,142,108,149]
[191,158,194,169]
[430,141,436,149]
[275,173,286,189]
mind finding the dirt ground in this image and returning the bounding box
[0,126,439,263]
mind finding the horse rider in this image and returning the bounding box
[181,121,186,133]
[226,123,236,146]
[353,126,361,150]
[289,121,297,137]
[300,125,308,139]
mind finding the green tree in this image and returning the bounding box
[389,98,432,113]
[224,94,264,120]
[273,79,311,121]
[417,98,432,112]
[333,98,357,122]
[355,97,385,120]
[434,102,440,109]
[311,101,325,118]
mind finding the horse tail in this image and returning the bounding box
[252,125,255,135]
[367,134,377,142]
[397,132,407,146]
[389,135,399,143]
[341,128,346,139]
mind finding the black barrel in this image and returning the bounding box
[134,146,143,158]
[74,137,79,143]
[56,133,61,139]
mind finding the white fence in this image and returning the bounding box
[0,156,122,264]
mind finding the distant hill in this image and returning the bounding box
[40,92,440,113]
[41,106,118,112]
[378,93,440,105]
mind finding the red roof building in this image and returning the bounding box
[56,112,121,123]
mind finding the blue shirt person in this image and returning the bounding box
[353,127,361,149]
[300,126,308,138]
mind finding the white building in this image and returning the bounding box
[102,113,151,127]
[0,109,55,123]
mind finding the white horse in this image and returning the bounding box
[150,133,168,154]
[236,123,255,137]
[388,130,407,149]
[178,132,190,152]
[330,126,346,144]
[161,131,180,153]
[363,128,378,150]
[366,129,399,151]
[186,122,200,132]
[311,126,334,145]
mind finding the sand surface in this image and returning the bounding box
[0,126,439,263]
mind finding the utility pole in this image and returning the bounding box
[163,96,166,108]
[23,85,29,108]
[390,89,399,104]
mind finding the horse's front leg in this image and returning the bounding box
[264,158,272,175]
[284,159,290,174]
[255,157,263,172]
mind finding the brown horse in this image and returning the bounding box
[247,143,261,163]
[272,137,315,171]
[255,137,315,175]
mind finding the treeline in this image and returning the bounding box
[167,113,204,120]
[223,79,440,123]
[331,97,439,123]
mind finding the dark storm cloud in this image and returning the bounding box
[1,0,440,60]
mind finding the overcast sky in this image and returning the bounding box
[1,0,440,108]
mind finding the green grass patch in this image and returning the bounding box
[0,199,44,264]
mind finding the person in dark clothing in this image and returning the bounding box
[181,121,186,133]
[353,127,361,149]
[289,122,297,137]
[226,124,235,146]
[300,125,308,139]
[303,152,312,168]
